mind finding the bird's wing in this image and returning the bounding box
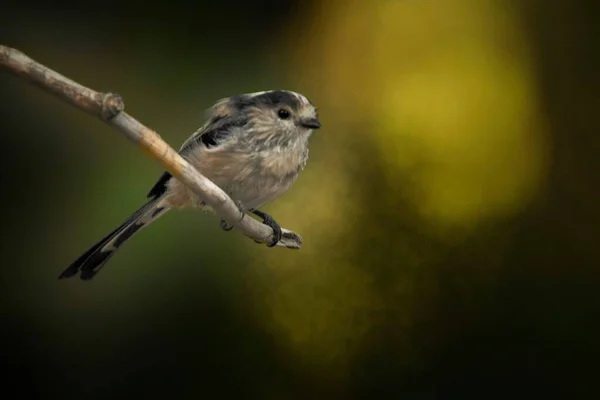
[146,113,247,198]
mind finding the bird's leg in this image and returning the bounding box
[220,200,246,231]
[251,209,282,247]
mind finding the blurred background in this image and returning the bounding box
[1,0,599,397]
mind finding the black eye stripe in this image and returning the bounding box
[232,90,303,112]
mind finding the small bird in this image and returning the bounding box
[59,90,321,280]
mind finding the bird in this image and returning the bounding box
[59,90,321,280]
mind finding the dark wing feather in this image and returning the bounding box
[146,114,248,198]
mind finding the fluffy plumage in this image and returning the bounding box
[59,90,320,280]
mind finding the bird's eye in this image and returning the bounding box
[277,108,291,119]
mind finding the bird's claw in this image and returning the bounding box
[220,219,234,231]
[251,209,282,247]
[220,200,246,232]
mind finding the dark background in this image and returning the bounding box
[1,0,599,398]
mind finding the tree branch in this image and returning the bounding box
[0,45,303,249]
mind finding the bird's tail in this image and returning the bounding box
[59,196,170,281]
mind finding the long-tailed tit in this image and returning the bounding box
[59,90,321,280]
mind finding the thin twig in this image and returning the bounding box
[0,45,303,249]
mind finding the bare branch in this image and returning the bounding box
[0,45,303,249]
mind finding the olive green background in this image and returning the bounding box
[1,0,599,398]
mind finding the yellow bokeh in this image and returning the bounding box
[301,0,549,227]
[250,0,551,377]
[371,0,549,226]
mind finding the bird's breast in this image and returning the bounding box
[165,139,309,210]
[257,144,307,180]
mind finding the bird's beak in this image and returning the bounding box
[300,117,321,130]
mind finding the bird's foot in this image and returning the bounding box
[220,219,234,231]
[220,200,246,231]
[251,209,282,247]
